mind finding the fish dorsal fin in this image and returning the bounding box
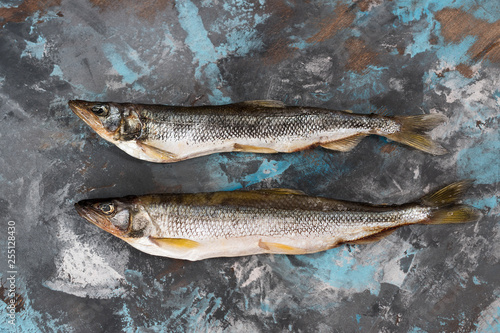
[150,237,199,249]
[320,134,367,152]
[255,188,306,195]
[238,100,286,108]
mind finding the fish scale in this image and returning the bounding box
[141,111,380,143]
[145,202,431,240]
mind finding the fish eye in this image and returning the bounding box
[91,104,109,117]
[98,202,115,215]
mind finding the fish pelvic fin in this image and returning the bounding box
[258,240,308,254]
[150,237,200,249]
[136,142,178,162]
[384,114,448,155]
[421,181,482,225]
[320,134,368,152]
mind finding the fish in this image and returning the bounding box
[74,181,481,261]
[68,100,447,163]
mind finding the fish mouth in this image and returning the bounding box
[68,100,109,136]
[75,200,119,236]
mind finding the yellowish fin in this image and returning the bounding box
[258,240,307,254]
[425,205,482,225]
[420,180,473,206]
[137,142,178,162]
[419,181,482,224]
[320,134,368,152]
[233,143,278,154]
[150,237,200,249]
[385,114,448,155]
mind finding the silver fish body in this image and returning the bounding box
[69,100,447,162]
[75,182,480,261]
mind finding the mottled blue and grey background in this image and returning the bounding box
[0,0,499,332]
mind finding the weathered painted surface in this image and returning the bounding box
[0,0,498,332]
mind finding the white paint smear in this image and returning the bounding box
[44,221,129,299]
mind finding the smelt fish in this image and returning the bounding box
[69,100,447,163]
[75,181,480,261]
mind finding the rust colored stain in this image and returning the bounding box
[344,37,379,72]
[307,4,356,44]
[455,63,474,78]
[380,143,397,154]
[0,0,61,28]
[435,8,500,63]
[356,0,383,12]
[262,0,295,65]
[264,38,293,65]
[90,0,173,21]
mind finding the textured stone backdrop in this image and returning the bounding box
[0,0,499,332]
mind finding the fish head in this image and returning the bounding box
[75,197,153,239]
[68,100,142,143]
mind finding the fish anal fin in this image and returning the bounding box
[239,100,286,108]
[136,142,178,162]
[150,237,200,249]
[256,188,306,195]
[320,134,367,152]
[258,240,307,254]
[233,143,278,154]
[347,228,398,245]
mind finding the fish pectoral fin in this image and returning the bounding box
[237,100,286,108]
[233,143,278,154]
[255,188,307,195]
[320,134,368,152]
[346,228,398,245]
[258,240,307,254]
[150,237,200,249]
[136,142,178,162]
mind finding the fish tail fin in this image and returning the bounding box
[420,180,482,225]
[383,114,448,155]
[424,205,482,225]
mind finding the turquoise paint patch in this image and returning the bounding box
[217,29,264,58]
[464,196,499,215]
[336,66,387,101]
[50,65,63,79]
[472,276,481,285]
[296,247,380,295]
[458,139,500,185]
[21,35,46,59]
[177,0,231,104]
[201,153,292,191]
[0,277,73,332]
[115,303,136,333]
[241,159,292,187]
[356,314,361,323]
[435,35,477,66]
[102,44,145,84]
[408,326,428,333]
